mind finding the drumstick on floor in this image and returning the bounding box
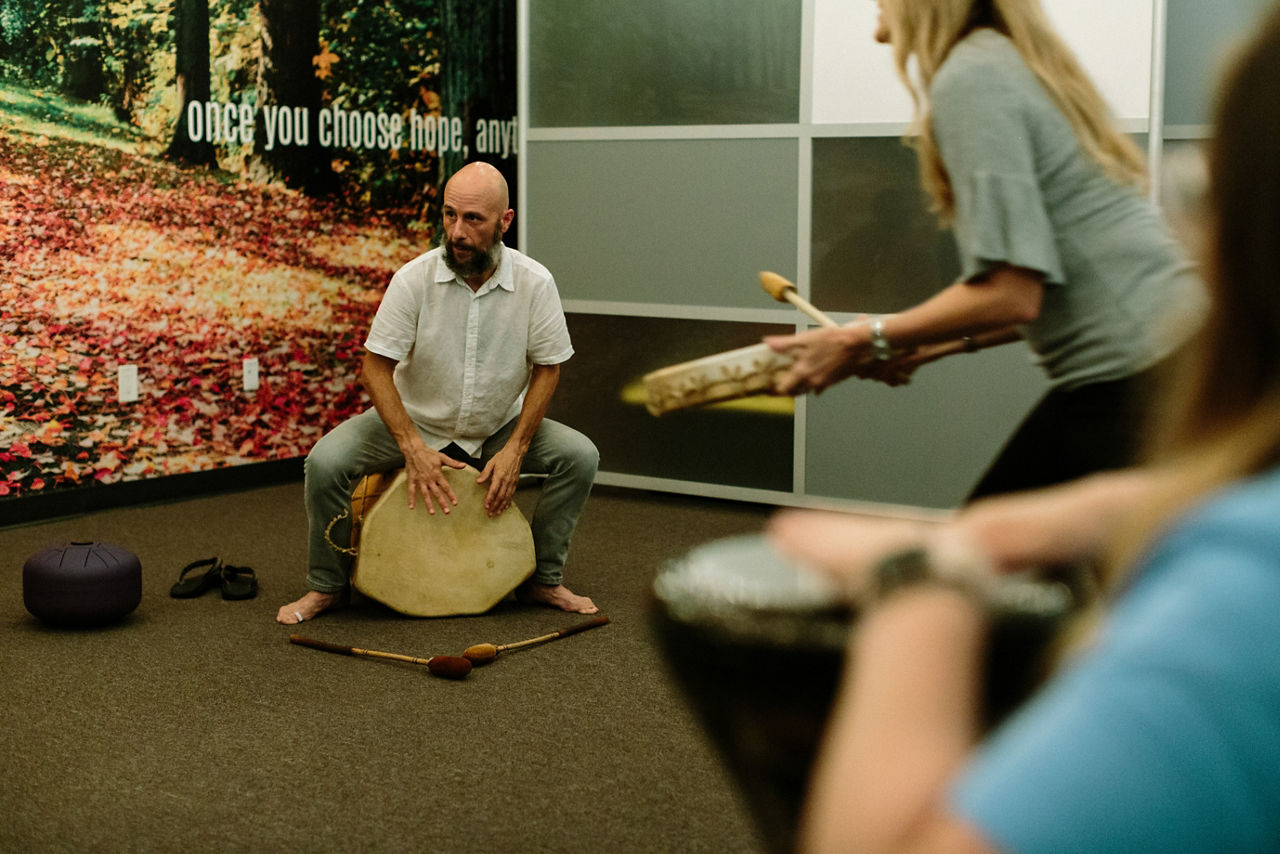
[463,615,611,665]
[758,271,840,329]
[289,634,473,679]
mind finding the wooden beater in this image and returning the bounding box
[758,271,840,328]
[463,615,611,665]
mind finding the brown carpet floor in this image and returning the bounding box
[0,480,778,853]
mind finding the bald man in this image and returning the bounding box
[279,162,600,623]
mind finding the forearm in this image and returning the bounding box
[800,589,990,853]
[953,469,1154,574]
[359,351,423,448]
[502,363,559,455]
[879,268,1043,352]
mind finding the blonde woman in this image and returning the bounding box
[768,4,1280,850]
[769,0,1204,500]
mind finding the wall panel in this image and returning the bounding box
[529,0,802,127]
[526,139,799,308]
[525,0,1272,511]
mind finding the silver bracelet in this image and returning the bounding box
[870,317,893,361]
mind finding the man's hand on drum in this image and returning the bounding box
[402,441,465,514]
[766,325,883,395]
[477,444,523,517]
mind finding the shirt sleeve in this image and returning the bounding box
[950,501,1280,852]
[525,275,574,366]
[931,57,1065,284]
[364,269,420,361]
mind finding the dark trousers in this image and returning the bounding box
[965,361,1169,503]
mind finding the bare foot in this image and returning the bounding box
[276,590,344,625]
[516,582,598,614]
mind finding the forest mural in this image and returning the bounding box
[0,0,517,506]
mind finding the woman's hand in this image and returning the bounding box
[767,510,934,596]
[766,324,875,395]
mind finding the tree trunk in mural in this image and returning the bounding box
[167,0,217,165]
[248,0,335,194]
[438,0,516,182]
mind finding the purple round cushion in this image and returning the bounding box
[23,541,142,627]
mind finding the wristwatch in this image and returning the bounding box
[863,545,989,607]
[869,317,893,361]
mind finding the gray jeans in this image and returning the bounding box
[303,408,598,592]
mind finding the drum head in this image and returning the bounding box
[653,534,850,651]
[352,467,536,617]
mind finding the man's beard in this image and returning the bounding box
[443,230,504,279]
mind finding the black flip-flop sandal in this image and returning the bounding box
[220,565,258,600]
[170,557,222,598]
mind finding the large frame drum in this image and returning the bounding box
[642,342,793,415]
[350,467,536,617]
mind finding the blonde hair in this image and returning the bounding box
[883,0,1148,223]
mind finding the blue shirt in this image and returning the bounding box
[952,468,1280,852]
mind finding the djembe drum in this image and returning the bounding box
[650,534,1083,853]
[343,466,536,617]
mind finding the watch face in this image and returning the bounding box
[872,547,932,596]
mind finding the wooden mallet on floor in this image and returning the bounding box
[759,271,840,328]
[462,615,611,665]
[289,634,473,679]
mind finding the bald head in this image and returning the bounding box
[441,162,514,287]
[445,161,510,213]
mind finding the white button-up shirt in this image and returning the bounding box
[364,245,573,456]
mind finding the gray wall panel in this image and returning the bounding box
[805,345,1046,509]
[526,139,799,308]
[1165,0,1275,128]
[811,137,960,314]
[529,0,801,127]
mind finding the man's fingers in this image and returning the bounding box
[406,477,458,515]
[440,453,468,471]
[408,481,436,515]
[485,486,514,517]
[427,481,455,515]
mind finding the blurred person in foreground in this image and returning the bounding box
[768,4,1280,850]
